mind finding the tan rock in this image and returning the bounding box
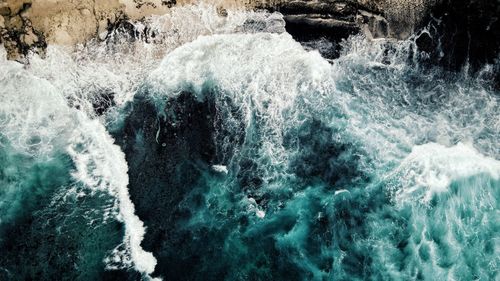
[97,19,109,41]
[1,0,444,60]
[119,0,170,19]
[80,8,92,17]
[21,28,37,45]
[53,29,73,45]
[4,39,21,60]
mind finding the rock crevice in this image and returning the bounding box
[0,1,45,61]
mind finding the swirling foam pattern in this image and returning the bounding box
[142,32,499,280]
[0,4,498,281]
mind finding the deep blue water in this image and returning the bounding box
[0,6,498,281]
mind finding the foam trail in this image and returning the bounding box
[67,114,158,278]
[0,63,158,279]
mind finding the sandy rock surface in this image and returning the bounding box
[0,0,441,60]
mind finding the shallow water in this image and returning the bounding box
[0,4,498,281]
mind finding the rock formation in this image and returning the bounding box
[259,0,442,40]
[417,0,500,73]
[1,0,498,76]
[0,0,177,60]
[0,0,444,60]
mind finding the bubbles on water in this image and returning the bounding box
[0,2,498,280]
[386,142,500,205]
[142,29,499,280]
[0,60,157,279]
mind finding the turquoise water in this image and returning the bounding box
[0,6,499,281]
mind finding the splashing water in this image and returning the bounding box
[0,3,498,281]
[0,59,157,279]
[138,31,499,280]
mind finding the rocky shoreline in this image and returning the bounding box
[2,0,499,80]
[0,0,440,59]
[1,2,498,280]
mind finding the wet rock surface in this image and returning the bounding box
[0,0,175,60]
[416,0,500,77]
[255,1,380,59]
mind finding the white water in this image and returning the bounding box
[67,114,158,276]
[388,142,500,204]
[147,31,499,183]
[0,5,287,279]
[1,3,499,280]
[0,60,157,279]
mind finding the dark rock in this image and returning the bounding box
[92,91,116,116]
[113,91,223,279]
[415,31,434,54]
[277,1,357,18]
[284,14,359,42]
[161,0,176,8]
[261,1,386,59]
[416,0,500,75]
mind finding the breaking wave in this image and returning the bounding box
[0,3,498,281]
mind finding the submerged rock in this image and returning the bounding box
[112,91,219,278]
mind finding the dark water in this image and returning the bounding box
[0,5,498,281]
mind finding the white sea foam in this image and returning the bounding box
[67,114,158,276]
[148,33,331,100]
[387,142,500,204]
[246,197,266,219]
[148,32,335,183]
[212,164,228,174]
[0,5,289,279]
[0,62,73,157]
[334,189,350,196]
[0,65,158,279]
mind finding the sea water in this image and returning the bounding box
[0,4,498,281]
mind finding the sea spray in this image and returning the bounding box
[0,62,158,279]
[0,5,288,280]
[0,3,498,281]
[132,31,498,280]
